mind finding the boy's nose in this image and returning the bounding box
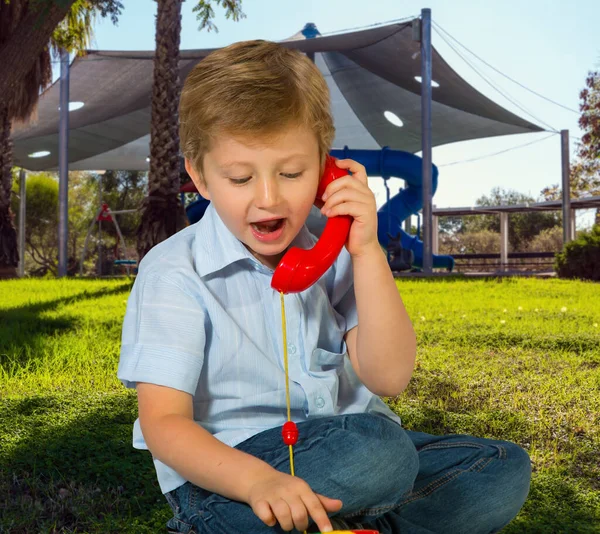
[254,177,281,208]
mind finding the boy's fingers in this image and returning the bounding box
[321,186,373,212]
[333,158,368,184]
[253,499,277,527]
[324,201,364,219]
[271,498,294,531]
[288,495,310,532]
[317,494,343,510]
[322,175,365,199]
[302,493,334,532]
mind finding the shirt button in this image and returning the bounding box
[315,397,325,409]
[288,344,296,354]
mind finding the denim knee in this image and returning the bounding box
[466,439,532,533]
[338,414,419,512]
[495,441,531,525]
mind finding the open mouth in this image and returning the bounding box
[251,219,285,234]
[250,218,286,242]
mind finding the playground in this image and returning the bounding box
[2,2,600,533]
[14,11,598,280]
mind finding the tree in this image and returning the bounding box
[10,171,97,275]
[10,169,145,275]
[13,172,60,275]
[445,187,560,252]
[1,0,243,274]
[0,2,51,276]
[0,0,123,102]
[137,0,245,260]
[542,71,600,224]
[0,0,116,278]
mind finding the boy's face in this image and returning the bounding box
[186,125,321,269]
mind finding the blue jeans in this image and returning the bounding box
[165,413,531,533]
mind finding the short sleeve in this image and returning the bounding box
[330,247,358,333]
[117,273,206,395]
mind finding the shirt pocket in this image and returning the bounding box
[309,348,346,373]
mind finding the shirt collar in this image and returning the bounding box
[194,203,316,277]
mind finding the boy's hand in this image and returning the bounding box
[320,158,380,258]
[247,471,343,532]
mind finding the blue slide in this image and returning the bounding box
[331,147,454,271]
[184,148,454,271]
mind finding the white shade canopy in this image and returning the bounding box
[12,21,543,172]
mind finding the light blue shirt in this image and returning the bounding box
[117,204,401,494]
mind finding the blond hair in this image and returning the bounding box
[179,39,335,175]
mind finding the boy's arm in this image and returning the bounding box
[136,383,341,532]
[344,243,416,397]
[137,382,275,502]
[320,158,416,397]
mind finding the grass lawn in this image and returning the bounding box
[1,277,599,533]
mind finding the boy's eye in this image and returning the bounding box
[282,172,302,179]
[229,177,251,185]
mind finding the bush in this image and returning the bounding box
[439,230,500,255]
[555,225,600,281]
[528,227,563,253]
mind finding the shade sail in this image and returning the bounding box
[12,20,543,171]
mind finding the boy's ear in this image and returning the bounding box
[184,158,211,200]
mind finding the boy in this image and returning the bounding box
[118,40,531,534]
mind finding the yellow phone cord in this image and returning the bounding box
[280,292,308,534]
[280,292,296,474]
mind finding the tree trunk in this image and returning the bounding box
[137,0,187,261]
[0,106,18,279]
[0,0,76,106]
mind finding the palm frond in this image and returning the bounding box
[193,0,245,33]
[50,0,96,56]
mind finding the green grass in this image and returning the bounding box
[1,277,599,533]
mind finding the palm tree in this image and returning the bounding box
[0,0,99,278]
[0,1,123,99]
[137,0,244,260]
[0,0,243,274]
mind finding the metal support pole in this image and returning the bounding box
[500,212,509,272]
[432,204,439,255]
[98,174,103,276]
[18,169,26,277]
[570,208,576,240]
[404,182,412,233]
[384,177,391,263]
[561,130,572,245]
[420,8,433,273]
[58,48,70,277]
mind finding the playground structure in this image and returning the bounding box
[432,194,600,273]
[79,203,138,275]
[11,11,585,278]
[181,148,455,273]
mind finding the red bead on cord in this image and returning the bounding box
[282,421,298,445]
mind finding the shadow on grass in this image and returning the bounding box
[0,283,132,362]
[395,404,533,444]
[503,471,600,533]
[0,392,170,534]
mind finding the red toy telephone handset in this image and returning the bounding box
[271,155,352,294]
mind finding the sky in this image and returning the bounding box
[83,0,599,226]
